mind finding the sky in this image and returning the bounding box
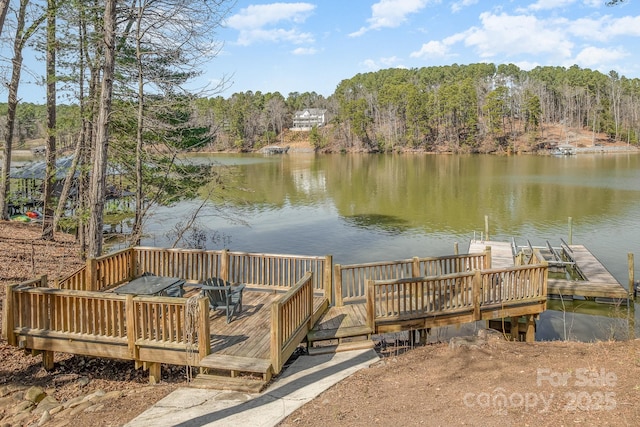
[205,0,640,99]
[3,0,640,103]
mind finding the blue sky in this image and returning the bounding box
[207,0,640,98]
[3,0,639,103]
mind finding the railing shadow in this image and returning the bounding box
[172,350,377,427]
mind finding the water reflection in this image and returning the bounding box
[144,152,640,341]
[343,213,410,234]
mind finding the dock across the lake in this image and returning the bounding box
[468,239,629,301]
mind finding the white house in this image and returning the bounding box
[292,109,327,130]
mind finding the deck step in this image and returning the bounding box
[199,354,272,374]
[307,340,375,355]
[307,325,373,342]
[189,374,267,393]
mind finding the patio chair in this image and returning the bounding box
[200,277,246,323]
[161,280,185,298]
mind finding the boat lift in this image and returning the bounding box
[511,237,586,280]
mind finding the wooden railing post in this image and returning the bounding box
[412,257,420,277]
[473,270,482,320]
[221,250,229,282]
[86,258,97,291]
[365,279,375,330]
[484,215,490,241]
[334,264,343,307]
[126,295,137,360]
[2,284,18,345]
[270,302,281,374]
[198,297,211,359]
[324,255,333,304]
[485,246,492,269]
[307,274,314,329]
[130,247,137,279]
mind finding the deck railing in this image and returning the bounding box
[53,247,333,302]
[227,251,332,299]
[366,272,479,326]
[55,265,87,290]
[134,247,222,283]
[93,248,135,290]
[130,295,210,366]
[57,248,135,291]
[481,264,548,307]
[336,252,488,306]
[271,271,314,374]
[3,277,210,369]
[366,262,547,328]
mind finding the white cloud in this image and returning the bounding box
[565,15,640,43]
[227,2,316,45]
[526,0,577,12]
[380,56,402,66]
[463,12,574,59]
[237,28,314,46]
[361,56,405,71]
[362,59,379,70]
[606,16,640,37]
[410,40,450,58]
[582,0,602,7]
[573,46,629,67]
[451,0,478,13]
[350,0,429,37]
[292,47,318,55]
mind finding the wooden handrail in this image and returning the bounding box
[366,263,548,327]
[5,283,207,366]
[270,271,314,374]
[336,252,488,306]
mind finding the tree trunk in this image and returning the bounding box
[88,0,116,257]
[41,0,57,240]
[0,0,9,37]
[0,0,28,221]
[132,5,144,245]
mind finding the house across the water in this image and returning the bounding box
[291,109,327,130]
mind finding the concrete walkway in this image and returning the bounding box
[125,349,379,427]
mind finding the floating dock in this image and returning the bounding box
[468,239,629,301]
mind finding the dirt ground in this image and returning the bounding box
[2,221,640,426]
[279,338,640,427]
[0,222,183,426]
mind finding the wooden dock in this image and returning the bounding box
[310,251,547,345]
[468,240,629,300]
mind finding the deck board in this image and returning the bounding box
[468,240,514,268]
[196,289,326,367]
[568,245,618,283]
[308,303,371,341]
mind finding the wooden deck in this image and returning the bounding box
[309,250,548,344]
[468,240,629,300]
[3,245,554,389]
[190,287,326,378]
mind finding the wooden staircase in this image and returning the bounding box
[307,324,374,355]
[191,354,273,393]
[306,303,374,355]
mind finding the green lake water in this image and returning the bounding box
[141,152,640,341]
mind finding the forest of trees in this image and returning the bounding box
[0,0,638,257]
[4,63,640,154]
